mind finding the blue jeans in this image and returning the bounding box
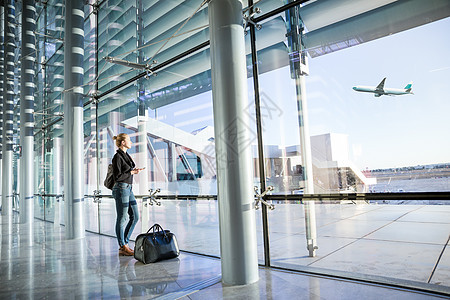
[112,182,139,247]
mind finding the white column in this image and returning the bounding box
[138,115,149,233]
[209,0,259,285]
[64,0,85,239]
[19,0,36,228]
[2,0,16,221]
[53,137,62,228]
[0,6,3,208]
[137,115,149,195]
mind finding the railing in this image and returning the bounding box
[266,191,450,202]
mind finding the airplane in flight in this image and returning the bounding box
[352,78,413,97]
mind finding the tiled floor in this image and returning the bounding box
[1,214,449,299]
[261,204,450,284]
[36,201,450,286]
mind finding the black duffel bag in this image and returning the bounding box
[134,224,180,264]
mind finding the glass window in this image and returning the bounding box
[253,2,450,290]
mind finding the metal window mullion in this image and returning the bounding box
[248,0,271,267]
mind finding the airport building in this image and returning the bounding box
[1,0,449,298]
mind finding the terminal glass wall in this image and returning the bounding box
[33,0,65,222]
[7,0,448,293]
[31,0,450,199]
[251,1,450,289]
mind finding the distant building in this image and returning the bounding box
[253,133,376,194]
[310,133,376,193]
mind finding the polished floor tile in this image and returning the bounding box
[269,235,357,267]
[398,210,450,223]
[309,238,444,282]
[316,219,389,239]
[366,221,450,244]
[47,202,450,288]
[429,243,450,286]
[1,215,448,299]
[184,268,445,300]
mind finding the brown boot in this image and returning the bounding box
[119,245,133,256]
[123,244,134,255]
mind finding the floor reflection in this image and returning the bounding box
[0,215,446,299]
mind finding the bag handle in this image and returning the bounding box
[146,223,165,234]
[146,223,170,242]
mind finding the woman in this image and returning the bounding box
[112,133,144,256]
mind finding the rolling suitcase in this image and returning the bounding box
[134,224,180,264]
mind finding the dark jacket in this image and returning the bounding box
[112,148,136,184]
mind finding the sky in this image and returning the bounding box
[258,17,450,170]
[306,17,450,170]
[156,16,450,171]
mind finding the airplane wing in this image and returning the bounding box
[375,78,386,91]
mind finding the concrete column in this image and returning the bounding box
[2,0,16,220]
[169,142,177,182]
[209,0,259,285]
[53,137,62,228]
[137,115,149,195]
[14,91,19,201]
[100,128,108,185]
[90,105,97,190]
[0,159,2,204]
[138,115,149,233]
[19,0,36,226]
[64,0,85,239]
[109,111,121,136]
[0,6,4,204]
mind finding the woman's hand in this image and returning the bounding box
[131,168,145,175]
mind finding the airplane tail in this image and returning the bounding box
[404,81,413,92]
